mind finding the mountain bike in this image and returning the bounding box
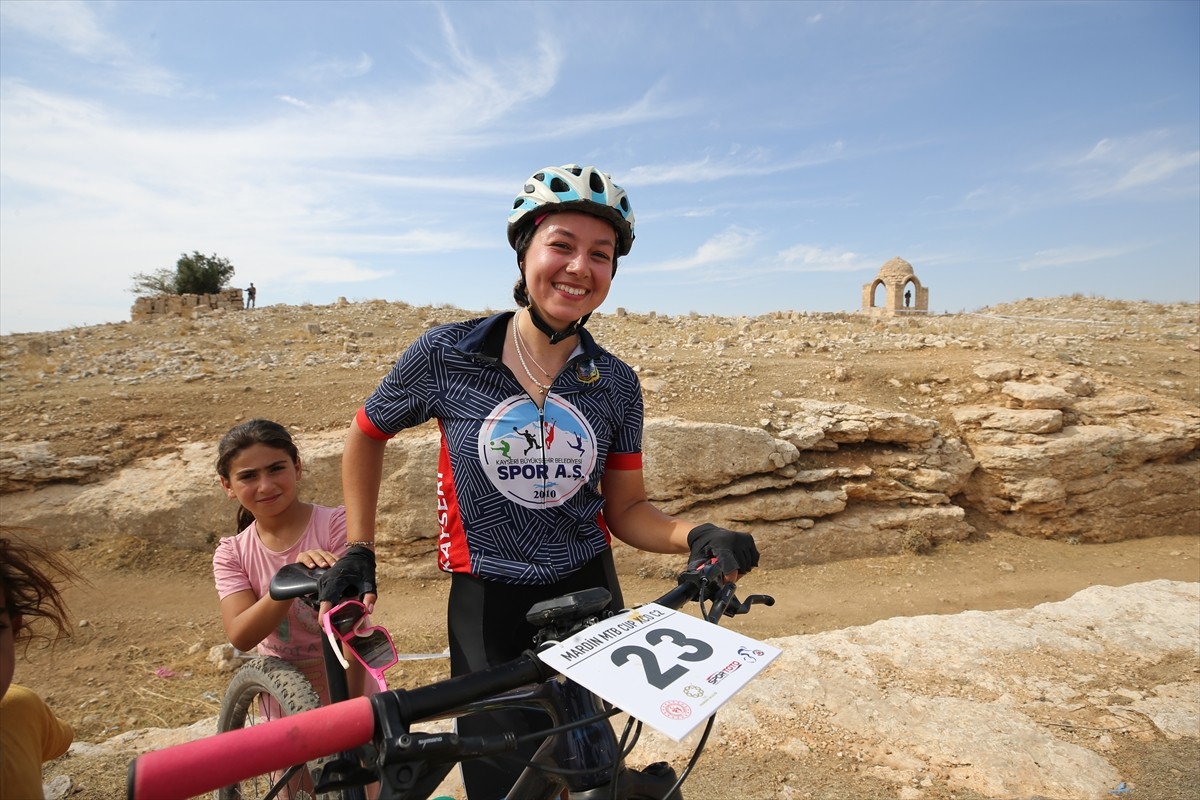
[128,559,775,800]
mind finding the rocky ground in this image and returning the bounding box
[2,295,1197,489]
[1,295,1197,799]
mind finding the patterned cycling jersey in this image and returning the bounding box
[357,312,644,585]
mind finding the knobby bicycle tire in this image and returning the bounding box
[215,656,345,800]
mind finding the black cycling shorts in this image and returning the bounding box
[448,549,624,799]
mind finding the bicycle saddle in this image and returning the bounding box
[268,563,326,601]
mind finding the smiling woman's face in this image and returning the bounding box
[521,212,617,329]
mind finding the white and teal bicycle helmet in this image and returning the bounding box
[507,164,635,257]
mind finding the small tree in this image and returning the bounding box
[130,267,177,296]
[130,251,236,297]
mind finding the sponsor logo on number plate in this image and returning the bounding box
[660,700,692,720]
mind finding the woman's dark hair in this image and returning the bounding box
[216,419,300,532]
[0,531,80,650]
[511,218,621,307]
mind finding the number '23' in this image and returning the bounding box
[609,628,714,690]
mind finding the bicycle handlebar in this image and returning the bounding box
[127,559,761,800]
[126,697,375,799]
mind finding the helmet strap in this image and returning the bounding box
[527,304,590,345]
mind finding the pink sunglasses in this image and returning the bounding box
[320,599,399,691]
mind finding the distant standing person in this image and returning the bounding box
[247,283,257,309]
[904,288,912,308]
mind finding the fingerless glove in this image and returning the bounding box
[686,523,760,575]
[318,544,377,604]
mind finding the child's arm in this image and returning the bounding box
[219,589,291,653]
[218,550,344,651]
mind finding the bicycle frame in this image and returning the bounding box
[373,670,625,799]
[128,561,772,800]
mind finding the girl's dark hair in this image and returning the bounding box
[216,419,300,532]
[0,531,80,649]
[511,219,620,308]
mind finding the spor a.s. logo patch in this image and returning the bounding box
[477,394,598,509]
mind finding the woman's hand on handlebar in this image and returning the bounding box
[317,543,378,615]
[687,523,759,583]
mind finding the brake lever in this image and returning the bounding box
[703,582,738,623]
[722,593,775,617]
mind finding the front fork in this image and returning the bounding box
[506,678,622,797]
[510,680,684,800]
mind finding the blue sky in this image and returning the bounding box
[1,0,1197,334]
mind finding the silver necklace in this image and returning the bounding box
[513,310,555,378]
[512,313,553,395]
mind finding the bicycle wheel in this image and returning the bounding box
[215,656,342,800]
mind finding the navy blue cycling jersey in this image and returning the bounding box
[356,312,644,585]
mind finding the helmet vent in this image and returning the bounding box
[589,172,605,193]
[549,176,570,193]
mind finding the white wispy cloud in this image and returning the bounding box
[626,141,848,186]
[298,53,374,82]
[0,0,180,95]
[277,95,313,110]
[1018,245,1138,271]
[1,0,126,60]
[776,245,873,273]
[1111,149,1200,193]
[636,227,760,273]
[1064,131,1199,199]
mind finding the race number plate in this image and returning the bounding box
[537,603,781,741]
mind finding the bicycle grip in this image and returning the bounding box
[126,696,375,800]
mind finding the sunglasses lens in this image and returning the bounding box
[330,603,365,635]
[350,630,396,669]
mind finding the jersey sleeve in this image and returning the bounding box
[360,329,441,437]
[605,360,645,470]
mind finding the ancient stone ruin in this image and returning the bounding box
[862,256,928,315]
[130,289,245,321]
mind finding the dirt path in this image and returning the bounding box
[27,530,1200,799]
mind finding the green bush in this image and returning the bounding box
[130,251,235,296]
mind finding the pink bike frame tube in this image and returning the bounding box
[127,696,375,800]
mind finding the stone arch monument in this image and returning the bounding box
[861,257,928,316]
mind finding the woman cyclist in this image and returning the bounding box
[319,164,760,799]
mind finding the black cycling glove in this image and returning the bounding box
[687,523,760,576]
[318,545,377,605]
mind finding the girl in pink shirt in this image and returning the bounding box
[211,419,369,703]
